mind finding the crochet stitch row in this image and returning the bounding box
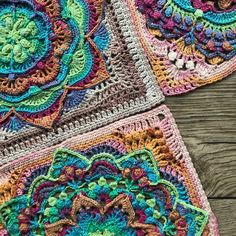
[0,105,219,235]
[0,0,110,129]
[0,0,164,154]
[127,0,236,95]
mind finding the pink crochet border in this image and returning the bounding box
[125,0,236,96]
[0,105,219,235]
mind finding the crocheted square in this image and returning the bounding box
[0,0,164,152]
[128,0,236,95]
[0,105,219,235]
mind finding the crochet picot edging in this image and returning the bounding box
[0,105,219,235]
[128,0,236,95]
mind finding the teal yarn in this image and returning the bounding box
[0,146,208,235]
[0,0,109,131]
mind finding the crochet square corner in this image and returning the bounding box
[0,0,164,153]
[0,105,219,235]
[128,0,236,95]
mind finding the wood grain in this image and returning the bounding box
[209,199,236,236]
[166,74,236,197]
[166,73,236,234]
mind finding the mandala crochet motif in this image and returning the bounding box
[0,0,164,153]
[0,105,219,236]
[0,0,110,129]
[128,0,236,95]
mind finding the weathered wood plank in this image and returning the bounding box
[166,73,236,197]
[166,74,236,233]
[209,199,236,236]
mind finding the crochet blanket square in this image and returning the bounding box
[0,105,219,236]
[0,0,164,156]
[128,0,236,95]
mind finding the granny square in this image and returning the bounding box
[0,105,219,235]
[0,0,164,154]
[128,0,236,95]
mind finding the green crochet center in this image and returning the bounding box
[0,12,39,64]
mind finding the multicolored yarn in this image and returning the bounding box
[0,105,219,235]
[128,0,236,95]
[0,0,164,150]
[0,0,110,128]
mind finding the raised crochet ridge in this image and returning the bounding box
[0,0,110,127]
[128,0,236,95]
[0,0,164,153]
[0,105,219,235]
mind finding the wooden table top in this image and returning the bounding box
[166,73,236,235]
